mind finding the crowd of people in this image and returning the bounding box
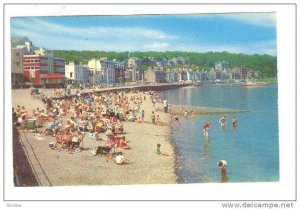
[13,87,166,162]
[14,85,239,179]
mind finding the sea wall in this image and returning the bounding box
[53,83,189,99]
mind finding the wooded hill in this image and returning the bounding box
[53,50,277,77]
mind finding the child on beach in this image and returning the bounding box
[141,110,145,122]
[136,117,142,123]
[155,115,160,125]
[155,144,173,156]
[156,144,161,155]
[114,152,131,165]
[151,111,155,124]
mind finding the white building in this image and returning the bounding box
[87,58,103,84]
[65,62,89,83]
[11,37,35,85]
[127,57,143,81]
[186,70,196,82]
[215,61,230,73]
[88,58,126,85]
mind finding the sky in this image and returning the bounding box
[10,13,277,56]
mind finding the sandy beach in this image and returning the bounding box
[12,88,177,186]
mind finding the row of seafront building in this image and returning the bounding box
[144,61,261,84]
[11,37,262,88]
[11,37,142,88]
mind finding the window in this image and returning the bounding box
[16,53,20,56]
[70,72,73,78]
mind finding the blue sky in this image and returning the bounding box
[10,13,276,56]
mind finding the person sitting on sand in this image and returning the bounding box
[53,130,71,151]
[91,138,116,156]
[136,116,142,123]
[174,115,179,123]
[40,116,62,136]
[64,120,73,132]
[19,106,28,118]
[15,114,26,128]
[114,152,131,165]
[117,136,131,150]
[111,115,119,125]
[40,110,48,121]
[69,131,84,153]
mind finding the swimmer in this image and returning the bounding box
[203,121,211,137]
[217,160,229,183]
[231,116,237,129]
[219,115,226,127]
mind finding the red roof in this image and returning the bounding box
[42,74,65,79]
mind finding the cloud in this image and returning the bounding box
[144,42,170,51]
[171,40,277,56]
[10,17,276,55]
[11,17,177,41]
[175,13,276,28]
[216,13,276,28]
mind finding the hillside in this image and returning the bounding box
[53,50,277,77]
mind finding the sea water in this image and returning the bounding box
[161,84,279,183]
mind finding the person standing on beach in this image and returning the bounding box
[191,111,195,118]
[141,110,145,122]
[29,85,34,98]
[156,144,161,155]
[152,97,156,107]
[180,107,184,115]
[64,83,68,96]
[151,111,156,124]
[67,84,71,96]
[163,99,168,113]
[156,115,160,125]
[184,110,188,118]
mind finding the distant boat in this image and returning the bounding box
[241,81,267,87]
[192,82,201,86]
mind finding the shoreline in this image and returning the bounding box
[11,83,249,186]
